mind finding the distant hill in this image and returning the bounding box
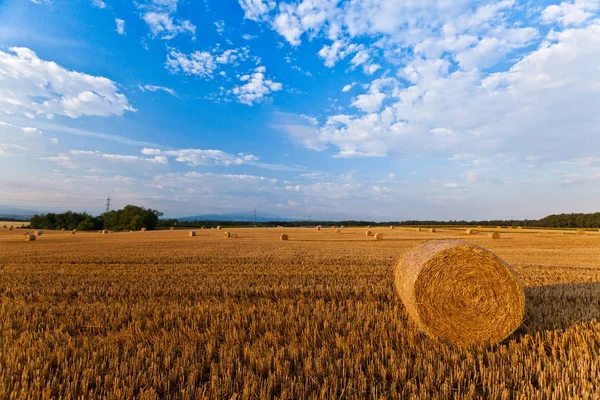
[178,213,300,222]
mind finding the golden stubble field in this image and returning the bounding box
[1,226,599,399]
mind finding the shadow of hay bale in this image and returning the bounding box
[517,282,600,334]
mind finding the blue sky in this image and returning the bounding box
[0,0,599,220]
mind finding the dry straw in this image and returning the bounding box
[331,226,335,229]
[416,227,422,232]
[394,240,524,346]
[61,228,66,231]
[71,229,77,234]
[390,226,395,229]
[465,229,474,235]
[374,233,383,240]
[140,228,146,232]
[489,232,500,239]
[9,226,13,231]
[24,234,36,241]
[576,229,585,235]
[232,233,238,239]
[280,234,289,241]
[170,227,175,231]
[335,229,342,234]
[189,231,196,237]
[217,226,222,230]
[366,230,373,236]
[316,226,321,231]
[37,230,43,236]
[340,225,345,229]
[429,228,436,233]
[496,226,502,229]
[517,226,523,230]
[224,232,231,238]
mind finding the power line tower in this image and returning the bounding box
[253,209,257,227]
[105,197,111,213]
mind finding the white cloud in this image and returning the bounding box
[0,47,134,119]
[30,0,50,4]
[242,34,257,40]
[230,66,282,105]
[138,1,196,40]
[42,149,168,170]
[166,47,249,79]
[115,19,125,35]
[214,20,225,35]
[138,84,177,97]
[542,0,600,26]
[91,0,106,9]
[238,0,275,22]
[342,82,356,92]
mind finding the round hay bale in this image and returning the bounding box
[37,230,43,236]
[140,227,146,232]
[232,233,238,239]
[71,230,76,234]
[374,233,383,240]
[489,232,500,239]
[280,234,289,241]
[335,229,341,234]
[316,226,321,231]
[429,228,436,233]
[189,230,196,237]
[496,226,502,229]
[367,225,371,229]
[170,227,175,231]
[24,234,36,241]
[390,226,395,229]
[340,225,345,229]
[9,226,13,231]
[61,228,66,231]
[2,225,6,229]
[331,226,335,229]
[102,230,108,235]
[224,232,231,238]
[576,229,585,235]
[465,229,474,235]
[395,240,524,346]
[477,226,482,228]
[416,227,422,232]
[517,226,523,230]
[365,230,373,236]
[201,226,205,230]
[217,226,222,230]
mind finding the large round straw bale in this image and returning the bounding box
[576,229,585,235]
[224,232,231,238]
[316,226,321,231]
[170,227,175,231]
[429,228,436,233]
[517,226,522,230]
[140,227,146,232]
[71,229,76,234]
[2,225,6,228]
[232,233,238,239]
[280,234,289,241]
[416,227,422,232]
[477,226,482,228]
[201,226,205,230]
[374,233,383,240]
[465,229,474,235]
[102,230,108,234]
[390,226,395,229]
[25,234,36,241]
[37,230,43,236]
[331,226,335,229]
[335,229,341,234]
[395,240,524,346]
[340,225,345,229]
[366,230,373,236]
[61,228,66,231]
[489,232,500,239]
[367,225,371,229]
[9,226,13,231]
[217,226,222,230]
[189,230,196,237]
[496,226,502,229]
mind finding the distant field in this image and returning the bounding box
[0,220,29,228]
[1,226,599,398]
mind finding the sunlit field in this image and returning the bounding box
[1,226,599,399]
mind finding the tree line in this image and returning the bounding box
[29,205,163,231]
[158,212,600,229]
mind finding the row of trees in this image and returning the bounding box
[29,205,163,232]
[158,213,600,229]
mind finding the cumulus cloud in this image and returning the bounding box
[542,0,600,26]
[231,66,282,105]
[238,0,275,22]
[166,47,249,79]
[0,47,135,119]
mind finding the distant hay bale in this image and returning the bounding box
[366,230,373,236]
[9,226,13,231]
[465,229,474,235]
[201,226,205,230]
[496,226,502,229]
[232,233,238,239]
[36,230,43,236]
[340,225,345,229]
[189,231,196,237]
[61,228,66,231]
[335,229,342,234]
[24,234,36,241]
[416,227,421,232]
[489,232,500,239]
[280,234,289,241]
[224,232,231,238]
[170,227,175,231]
[316,226,321,231]
[477,226,482,228]
[71,229,76,234]
[394,240,525,346]
[429,228,436,233]
[217,226,222,230]
[390,226,395,229]
[2,225,6,229]
[367,225,371,229]
[576,229,585,235]
[102,230,108,235]
[374,233,383,240]
[517,226,523,230]
[140,227,146,232]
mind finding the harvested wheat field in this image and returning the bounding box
[1,226,599,399]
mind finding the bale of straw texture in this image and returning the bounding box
[496,226,502,229]
[316,226,321,231]
[465,229,474,235]
[517,226,523,230]
[374,233,383,240]
[102,230,108,234]
[140,227,146,232]
[37,230,43,235]
[331,226,335,229]
[340,225,345,229]
[9,226,13,231]
[366,230,373,236]
[201,226,205,230]
[367,225,371,229]
[489,232,500,239]
[335,229,342,234]
[217,226,222,230]
[170,227,175,231]
[395,240,524,346]
[232,233,238,239]
[280,234,289,241]
[189,231,196,237]
[61,228,66,231]
[25,234,36,241]
[477,226,482,228]
[224,232,231,238]
[576,229,585,235]
[390,226,395,229]
[429,228,436,233]
[416,227,422,232]
[71,230,76,234]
